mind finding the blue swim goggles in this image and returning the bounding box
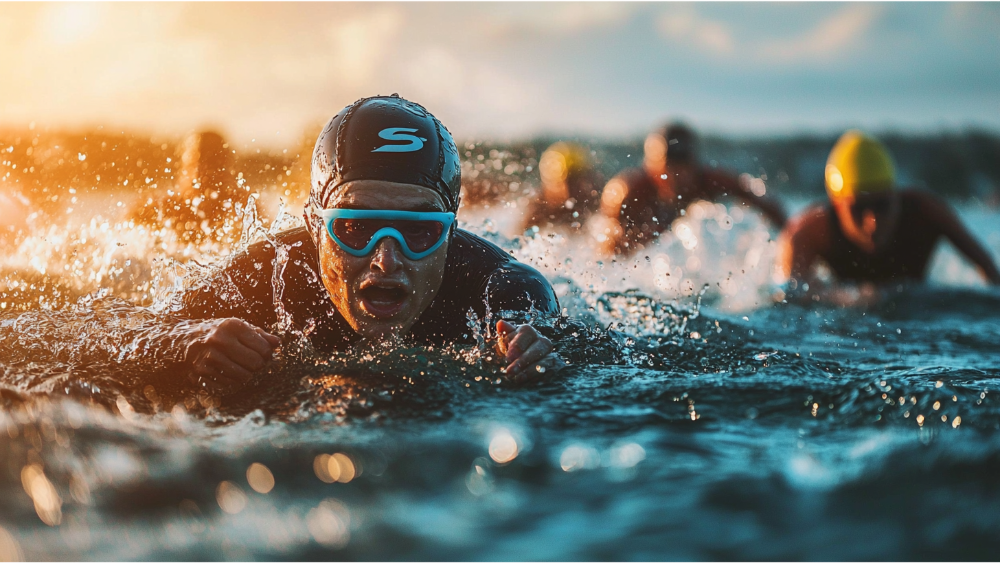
[319,209,456,260]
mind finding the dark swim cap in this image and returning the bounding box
[307,95,462,221]
[651,122,697,164]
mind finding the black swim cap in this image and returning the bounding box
[652,122,697,164]
[307,95,462,222]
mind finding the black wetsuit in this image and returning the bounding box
[818,192,944,283]
[177,227,559,353]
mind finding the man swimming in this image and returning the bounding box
[588,122,787,256]
[776,130,1000,304]
[158,95,563,391]
[520,141,602,233]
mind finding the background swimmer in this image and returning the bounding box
[588,122,787,257]
[520,141,603,233]
[776,130,1000,306]
[129,130,242,242]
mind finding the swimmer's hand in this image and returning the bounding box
[176,318,281,393]
[495,320,565,385]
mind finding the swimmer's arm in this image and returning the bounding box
[483,263,564,383]
[922,194,1000,285]
[772,207,879,306]
[147,317,281,393]
[588,176,631,255]
[163,250,283,392]
[722,171,788,228]
[775,209,826,302]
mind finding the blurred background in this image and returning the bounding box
[2,2,999,212]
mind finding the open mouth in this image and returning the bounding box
[358,283,408,318]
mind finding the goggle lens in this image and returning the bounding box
[332,218,445,253]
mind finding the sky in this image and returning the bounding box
[1,2,999,146]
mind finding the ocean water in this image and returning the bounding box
[1,196,1000,561]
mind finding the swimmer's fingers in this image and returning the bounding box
[506,337,550,375]
[236,325,279,359]
[207,320,270,372]
[188,353,241,392]
[502,325,540,365]
[505,325,561,381]
[495,320,518,356]
[253,327,282,349]
[178,318,270,394]
[202,349,254,385]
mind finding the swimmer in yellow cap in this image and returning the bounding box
[776,130,1000,304]
[520,141,602,233]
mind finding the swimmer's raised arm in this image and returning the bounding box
[917,192,1000,285]
[726,171,788,228]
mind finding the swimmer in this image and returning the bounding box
[520,141,602,232]
[0,188,30,239]
[588,122,787,256]
[776,130,1000,305]
[157,95,564,391]
[131,130,240,240]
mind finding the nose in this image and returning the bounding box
[862,210,878,236]
[370,236,404,274]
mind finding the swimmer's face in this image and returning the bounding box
[644,133,696,179]
[318,180,450,339]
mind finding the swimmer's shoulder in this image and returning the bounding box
[700,166,741,192]
[897,188,957,235]
[226,226,317,275]
[449,228,514,266]
[180,226,321,322]
[615,166,651,188]
[898,188,944,214]
[784,203,833,250]
[445,229,558,316]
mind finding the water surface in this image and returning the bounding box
[2,198,999,560]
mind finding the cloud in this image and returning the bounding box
[479,3,636,39]
[400,47,537,138]
[326,8,404,88]
[756,4,881,64]
[1,3,998,141]
[657,8,734,55]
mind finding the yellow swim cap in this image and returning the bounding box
[824,130,895,200]
[539,142,591,185]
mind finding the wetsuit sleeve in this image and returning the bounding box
[484,261,560,320]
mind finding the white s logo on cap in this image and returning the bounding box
[372,128,428,153]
